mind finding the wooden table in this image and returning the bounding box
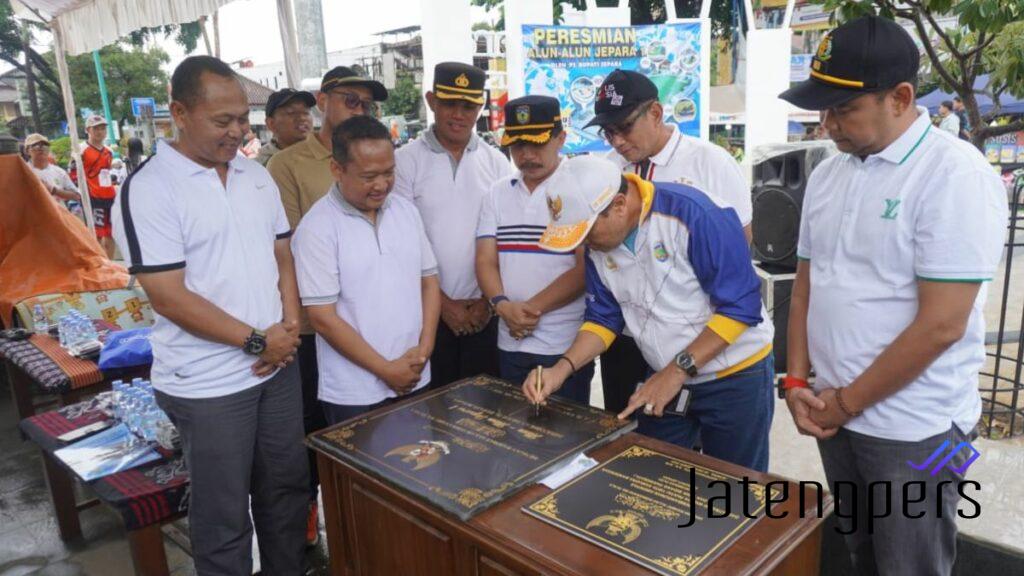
[315,432,832,576]
[19,399,189,576]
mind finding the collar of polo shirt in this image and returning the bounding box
[648,124,683,167]
[158,140,249,176]
[864,107,931,166]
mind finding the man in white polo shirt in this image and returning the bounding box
[476,95,593,402]
[293,115,441,424]
[111,56,307,575]
[525,155,775,472]
[394,62,511,388]
[780,17,1007,575]
[585,69,753,415]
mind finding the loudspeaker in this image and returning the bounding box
[756,263,795,374]
[750,145,832,270]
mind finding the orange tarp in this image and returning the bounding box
[0,155,129,327]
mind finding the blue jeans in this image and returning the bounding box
[637,355,774,472]
[498,350,595,404]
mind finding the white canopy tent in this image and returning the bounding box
[11,0,304,232]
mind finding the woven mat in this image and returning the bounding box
[29,334,103,390]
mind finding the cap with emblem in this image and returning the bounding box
[583,69,660,129]
[266,88,317,117]
[500,95,562,147]
[24,133,49,148]
[432,62,486,105]
[85,114,107,129]
[538,155,627,253]
[320,66,388,101]
[779,16,919,111]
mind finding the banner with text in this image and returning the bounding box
[522,22,706,154]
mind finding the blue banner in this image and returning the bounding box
[522,22,704,154]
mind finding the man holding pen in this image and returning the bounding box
[521,155,774,471]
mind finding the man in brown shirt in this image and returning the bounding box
[266,66,387,547]
[255,88,315,167]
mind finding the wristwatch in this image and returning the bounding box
[242,329,268,356]
[489,295,510,311]
[673,351,699,378]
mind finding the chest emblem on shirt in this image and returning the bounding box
[653,241,670,262]
[386,440,451,471]
[516,105,531,124]
[605,255,618,271]
[547,195,563,221]
[881,198,901,220]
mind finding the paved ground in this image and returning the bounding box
[3,245,1023,574]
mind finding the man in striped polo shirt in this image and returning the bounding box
[476,95,593,402]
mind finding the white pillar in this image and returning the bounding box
[420,0,473,123]
[743,0,795,160]
[52,24,94,233]
[276,0,302,89]
[744,28,791,158]
[505,0,553,99]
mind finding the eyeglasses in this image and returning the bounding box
[328,90,377,114]
[30,143,50,150]
[597,101,654,142]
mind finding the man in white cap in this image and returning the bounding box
[24,133,80,206]
[82,114,116,257]
[523,155,774,471]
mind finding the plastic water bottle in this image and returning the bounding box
[32,305,47,335]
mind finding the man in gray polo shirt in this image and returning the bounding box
[112,56,307,576]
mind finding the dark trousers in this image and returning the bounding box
[322,385,431,426]
[298,334,326,502]
[428,316,499,389]
[636,355,775,472]
[155,364,309,576]
[498,349,595,404]
[818,425,974,576]
[599,335,649,413]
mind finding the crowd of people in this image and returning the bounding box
[10,14,1002,576]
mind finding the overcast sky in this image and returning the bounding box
[158,0,496,71]
[4,0,496,74]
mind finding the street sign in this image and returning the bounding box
[131,97,156,118]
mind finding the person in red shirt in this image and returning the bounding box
[82,114,117,258]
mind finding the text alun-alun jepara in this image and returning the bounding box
[529,27,639,60]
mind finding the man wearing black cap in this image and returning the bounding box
[780,16,1007,575]
[476,95,594,402]
[256,88,315,166]
[585,69,753,416]
[394,62,511,388]
[266,66,387,547]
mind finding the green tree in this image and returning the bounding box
[381,75,422,118]
[818,0,1024,149]
[39,44,170,134]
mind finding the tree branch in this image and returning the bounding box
[906,11,965,93]
[908,0,965,61]
[980,121,1024,140]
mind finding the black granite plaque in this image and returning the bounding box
[524,445,773,576]
[309,376,634,520]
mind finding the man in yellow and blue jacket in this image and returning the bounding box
[522,155,774,471]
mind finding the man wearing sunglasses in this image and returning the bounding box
[266,65,387,548]
[394,62,512,388]
[584,69,753,417]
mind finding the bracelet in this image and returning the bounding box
[835,387,862,418]
[782,376,810,390]
[558,355,577,374]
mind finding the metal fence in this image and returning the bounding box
[980,168,1024,438]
